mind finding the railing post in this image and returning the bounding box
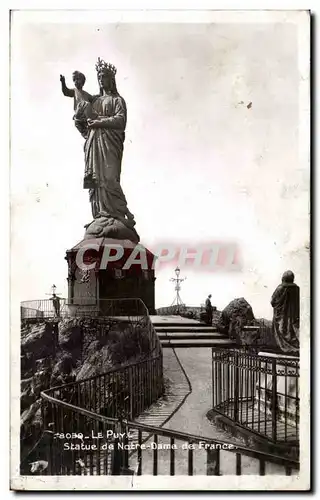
[122,421,129,472]
[206,449,220,475]
[234,351,239,422]
[129,366,133,420]
[212,349,215,408]
[111,436,121,475]
[271,358,277,442]
[111,420,123,475]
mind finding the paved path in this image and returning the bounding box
[133,348,191,429]
[130,347,287,475]
[150,315,202,325]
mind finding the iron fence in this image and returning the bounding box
[21,297,148,321]
[21,298,159,352]
[20,298,162,467]
[43,354,163,421]
[21,299,67,320]
[156,305,187,316]
[66,297,149,319]
[21,353,164,475]
[35,401,299,476]
[212,348,299,444]
[22,346,300,476]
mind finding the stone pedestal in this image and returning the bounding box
[65,237,156,314]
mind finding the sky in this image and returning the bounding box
[10,10,309,319]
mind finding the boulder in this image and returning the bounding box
[31,369,52,397]
[35,357,51,373]
[217,297,255,341]
[50,353,75,388]
[21,322,55,359]
[21,399,42,438]
[21,376,33,393]
[21,353,35,375]
[58,319,83,360]
[76,343,113,381]
[21,386,37,412]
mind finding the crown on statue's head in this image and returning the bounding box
[95,57,117,76]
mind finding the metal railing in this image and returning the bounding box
[21,298,160,362]
[156,305,187,316]
[212,348,299,444]
[20,298,163,468]
[21,353,164,474]
[37,398,299,476]
[21,299,67,320]
[66,297,149,319]
[21,344,299,476]
[42,354,163,422]
[21,297,148,320]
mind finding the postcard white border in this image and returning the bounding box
[8,6,311,492]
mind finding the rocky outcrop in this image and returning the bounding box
[217,297,255,341]
[58,319,83,361]
[21,322,57,359]
[50,353,75,388]
[76,343,113,381]
[20,316,154,467]
[20,399,43,453]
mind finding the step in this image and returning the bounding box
[160,339,235,348]
[150,316,207,328]
[154,326,217,333]
[153,322,208,328]
[157,333,225,340]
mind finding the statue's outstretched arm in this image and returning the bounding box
[60,75,74,98]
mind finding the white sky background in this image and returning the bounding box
[10,11,309,319]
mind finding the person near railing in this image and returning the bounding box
[205,294,213,325]
[50,293,61,318]
[271,270,300,355]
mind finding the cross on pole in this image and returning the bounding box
[170,266,187,313]
[45,284,62,297]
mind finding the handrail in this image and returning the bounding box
[42,348,161,393]
[41,390,119,425]
[40,390,299,470]
[123,421,299,469]
[211,347,299,446]
[21,297,150,320]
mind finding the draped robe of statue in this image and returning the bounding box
[271,282,300,354]
[80,92,139,243]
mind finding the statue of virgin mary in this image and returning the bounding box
[73,58,139,243]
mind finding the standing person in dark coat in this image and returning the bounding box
[271,270,300,354]
[50,293,61,318]
[205,294,213,326]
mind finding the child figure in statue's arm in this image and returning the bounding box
[60,71,98,137]
[60,71,93,110]
[60,71,100,189]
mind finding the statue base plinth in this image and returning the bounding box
[65,237,156,314]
